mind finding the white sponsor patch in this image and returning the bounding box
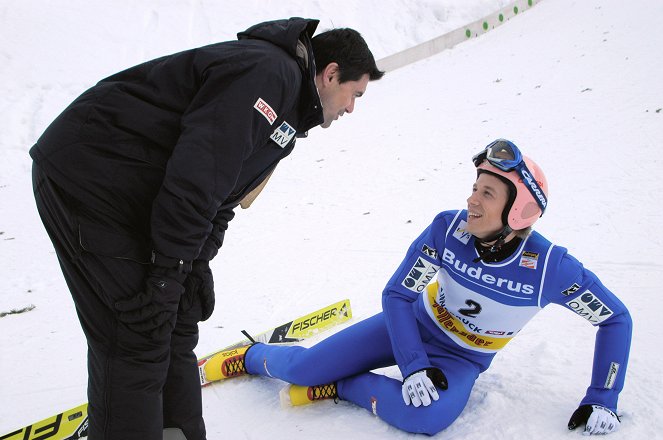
[401,257,440,293]
[519,251,539,269]
[604,362,619,389]
[565,290,613,324]
[453,220,471,244]
[254,97,277,125]
[270,121,296,148]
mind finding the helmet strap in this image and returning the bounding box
[480,225,513,248]
[473,225,514,263]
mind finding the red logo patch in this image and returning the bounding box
[254,98,277,125]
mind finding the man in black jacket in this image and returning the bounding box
[31,17,384,440]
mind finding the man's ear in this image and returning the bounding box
[320,62,339,85]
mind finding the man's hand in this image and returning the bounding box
[568,404,621,435]
[401,368,448,407]
[115,273,185,339]
[183,260,215,321]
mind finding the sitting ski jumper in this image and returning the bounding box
[210,139,631,436]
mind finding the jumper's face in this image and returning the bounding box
[466,173,510,239]
[316,63,369,128]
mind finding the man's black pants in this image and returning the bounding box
[32,163,206,440]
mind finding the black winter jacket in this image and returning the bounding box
[30,18,323,263]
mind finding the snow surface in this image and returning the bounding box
[1,0,663,438]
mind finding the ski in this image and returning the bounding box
[0,403,88,440]
[198,298,352,386]
[1,299,352,440]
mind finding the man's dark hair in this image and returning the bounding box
[311,28,385,83]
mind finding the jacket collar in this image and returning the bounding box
[238,18,323,133]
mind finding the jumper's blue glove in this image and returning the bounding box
[401,368,448,407]
[568,404,621,435]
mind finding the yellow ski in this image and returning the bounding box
[198,299,352,385]
[0,403,88,440]
[2,299,352,439]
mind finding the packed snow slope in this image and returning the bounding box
[1,0,662,438]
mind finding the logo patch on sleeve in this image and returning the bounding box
[270,121,296,148]
[254,98,277,125]
[401,257,440,293]
[561,283,581,296]
[421,244,438,259]
[452,220,471,244]
[519,251,539,269]
[565,290,613,324]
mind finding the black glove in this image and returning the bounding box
[424,367,448,390]
[568,404,621,435]
[115,253,190,339]
[183,259,215,321]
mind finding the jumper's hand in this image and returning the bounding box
[568,404,620,435]
[401,368,447,407]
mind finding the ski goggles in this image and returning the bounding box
[472,139,547,213]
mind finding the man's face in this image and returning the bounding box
[315,63,369,128]
[466,173,510,239]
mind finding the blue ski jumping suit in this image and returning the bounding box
[245,210,632,435]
